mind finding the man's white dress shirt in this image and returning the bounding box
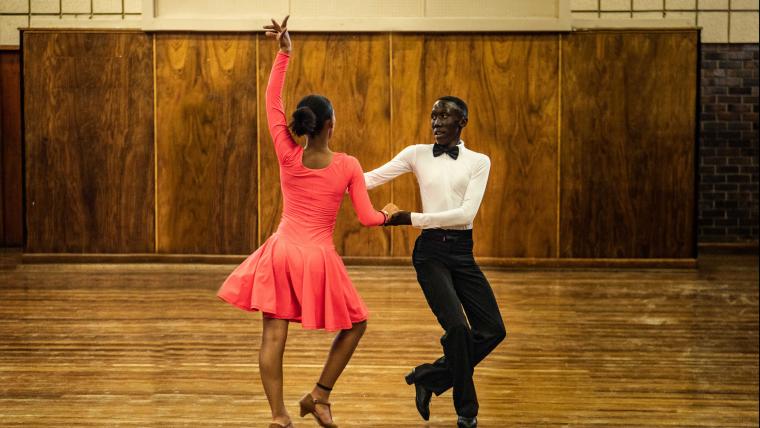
[364,141,490,230]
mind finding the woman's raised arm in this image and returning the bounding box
[263,16,299,164]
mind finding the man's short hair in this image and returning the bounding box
[437,96,468,119]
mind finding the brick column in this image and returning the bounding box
[700,44,759,243]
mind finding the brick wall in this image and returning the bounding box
[700,43,759,243]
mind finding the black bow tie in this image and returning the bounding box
[433,144,459,160]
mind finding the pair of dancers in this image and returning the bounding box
[217,17,505,428]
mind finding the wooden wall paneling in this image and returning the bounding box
[257,34,392,257]
[0,52,6,242]
[0,98,3,243]
[386,34,423,258]
[155,34,258,254]
[560,31,697,258]
[390,34,560,258]
[23,32,154,253]
[1,50,23,246]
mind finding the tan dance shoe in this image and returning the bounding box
[298,393,338,428]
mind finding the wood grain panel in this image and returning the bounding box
[560,31,697,258]
[1,50,23,246]
[257,34,391,257]
[23,32,154,252]
[155,34,258,254]
[391,34,559,258]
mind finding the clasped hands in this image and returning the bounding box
[381,203,412,226]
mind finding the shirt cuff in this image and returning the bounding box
[410,212,423,228]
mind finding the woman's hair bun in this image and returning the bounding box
[289,94,333,138]
[290,106,317,136]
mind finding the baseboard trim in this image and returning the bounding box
[698,242,759,254]
[20,253,698,268]
[21,253,248,264]
[345,257,696,269]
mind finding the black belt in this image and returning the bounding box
[420,229,472,242]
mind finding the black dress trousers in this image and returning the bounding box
[410,228,506,418]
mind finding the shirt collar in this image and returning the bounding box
[432,140,465,151]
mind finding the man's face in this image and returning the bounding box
[430,100,466,146]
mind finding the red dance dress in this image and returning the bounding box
[217,52,385,331]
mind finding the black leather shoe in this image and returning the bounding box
[457,416,477,428]
[405,370,432,421]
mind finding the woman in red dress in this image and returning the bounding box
[217,17,396,428]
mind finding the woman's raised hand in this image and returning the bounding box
[264,15,291,53]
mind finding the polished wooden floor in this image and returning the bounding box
[0,253,757,427]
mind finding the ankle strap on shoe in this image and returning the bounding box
[316,382,333,392]
[313,398,331,407]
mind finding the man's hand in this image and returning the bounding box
[264,15,291,53]
[385,210,412,226]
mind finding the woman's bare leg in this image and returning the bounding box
[310,321,367,423]
[260,317,291,425]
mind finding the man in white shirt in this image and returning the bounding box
[365,96,506,428]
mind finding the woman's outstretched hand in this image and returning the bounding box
[264,15,291,53]
[381,203,400,218]
[381,203,412,226]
